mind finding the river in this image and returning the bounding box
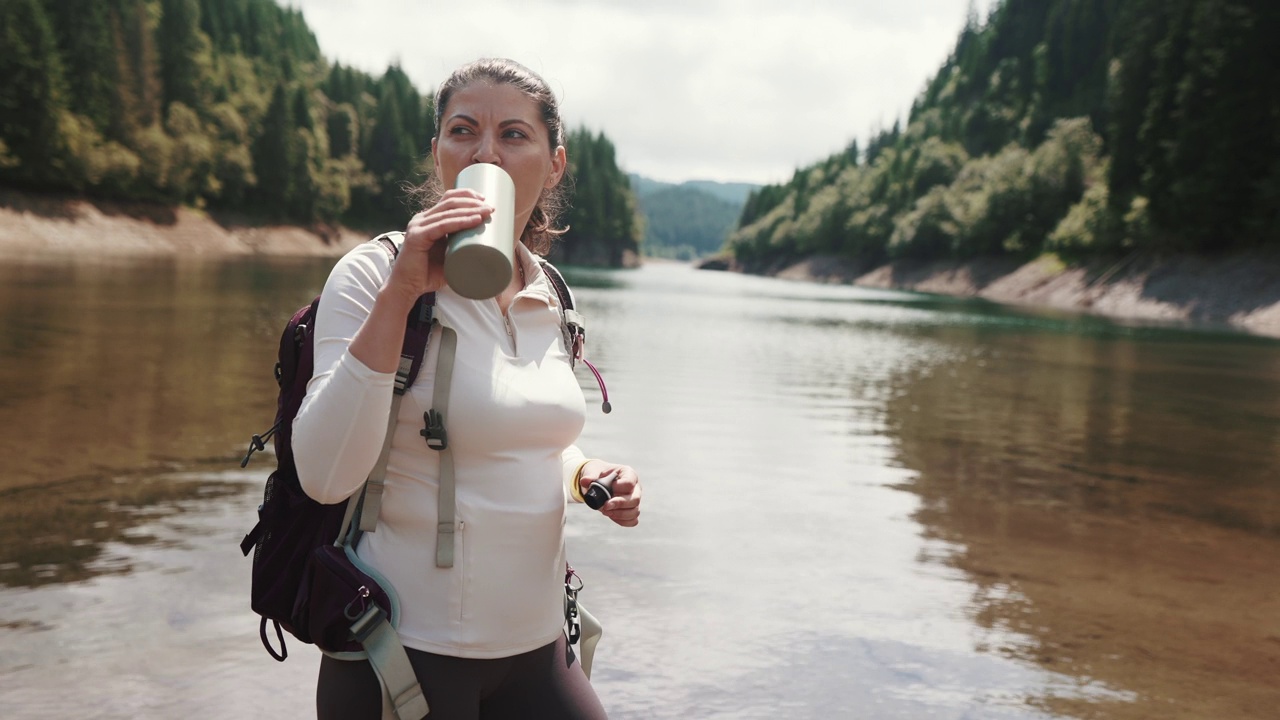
[0,254,1277,719]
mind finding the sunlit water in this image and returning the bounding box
[1,257,1277,719]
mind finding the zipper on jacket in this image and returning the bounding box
[499,307,517,354]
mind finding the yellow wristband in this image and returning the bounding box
[570,460,592,503]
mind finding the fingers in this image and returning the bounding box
[599,467,641,527]
[406,191,494,245]
[576,463,642,527]
[389,191,494,297]
[602,501,640,527]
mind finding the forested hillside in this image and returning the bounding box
[0,0,640,265]
[561,127,642,266]
[628,175,752,260]
[728,0,1280,272]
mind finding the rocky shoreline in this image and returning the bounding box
[702,250,1280,339]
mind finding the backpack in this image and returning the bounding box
[238,233,426,658]
[238,232,607,717]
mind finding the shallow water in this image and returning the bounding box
[1,257,1277,718]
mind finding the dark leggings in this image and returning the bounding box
[316,633,608,720]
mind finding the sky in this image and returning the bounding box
[286,0,994,186]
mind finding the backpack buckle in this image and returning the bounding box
[420,410,447,450]
[349,602,388,644]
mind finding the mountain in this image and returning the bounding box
[628,174,759,260]
[681,180,758,206]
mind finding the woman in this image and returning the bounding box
[293,58,641,719]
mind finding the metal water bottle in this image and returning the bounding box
[445,163,516,300]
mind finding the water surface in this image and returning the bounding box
[1,257,1277,719]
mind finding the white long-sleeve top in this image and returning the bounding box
[293,239,589,659]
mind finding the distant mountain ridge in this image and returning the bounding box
[628,174,760,260]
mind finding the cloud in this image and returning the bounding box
[287,0,990,184]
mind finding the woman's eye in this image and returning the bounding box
[449,126,473,135]
[503,129,528,139]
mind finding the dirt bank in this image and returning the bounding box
[7,190,1280,338]
[0,189,645,267]
[769,251,1280,338]
[0,189,369,260]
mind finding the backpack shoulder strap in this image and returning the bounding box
[539,260,585,368]
[373,231,405,259]
[351,231,433,536]
[426,321,460,567]
[538,260,611,413]
[539,259,573,308]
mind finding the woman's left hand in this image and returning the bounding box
[579,460,642,527]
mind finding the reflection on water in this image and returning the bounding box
[0,469,322,720]
[1,258,1278,718]
[882,314,1280,718]
[0,255,330,587]
[0,465,245,587]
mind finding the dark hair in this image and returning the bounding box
[412,58,568,255]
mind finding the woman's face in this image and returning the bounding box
[431,82,566,237]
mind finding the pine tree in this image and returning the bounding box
[1164,2,1279,250]
[366,88,416,182]
[327,103,358,159]
[560,127,642,265]
[0,0,70,187]
[158,0,212,116]
[117,0,162,129]
[1132,0,1194,243]
[252,83,296,216]
[291,85,314,132]
[48,0,121,138]
[288,86,316,220]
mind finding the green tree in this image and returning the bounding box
[560,127,642,266]
[327,103,359,159]
[158,0,213,116]
[49,0,120,138]
[251,83,296,216]
[0,0,69,187]
[164,101,217,201]
[288,86,317,220]
[116,0,163,129]
[358,86,418,220]
[1155,1,1277,251]
[207,101,255,205]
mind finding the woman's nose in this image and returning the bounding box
[473,136,500,165]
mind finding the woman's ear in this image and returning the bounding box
[546,145,567,189]
[429,137,444,184]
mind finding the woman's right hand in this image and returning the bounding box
[387,188,494,302]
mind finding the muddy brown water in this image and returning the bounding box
[0,256,1277,719]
